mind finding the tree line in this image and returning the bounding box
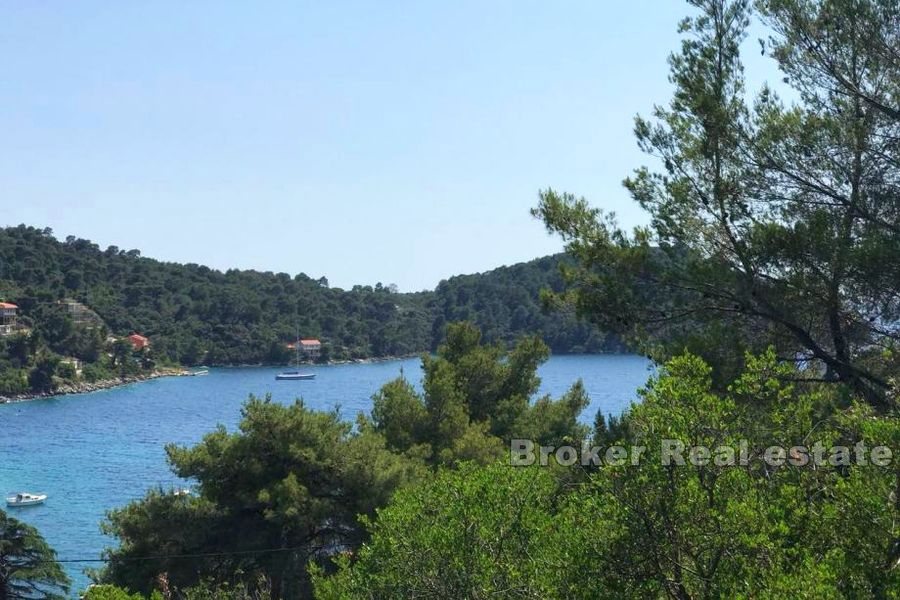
[0,225,614,394]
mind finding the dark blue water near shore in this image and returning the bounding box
[0,354,651,594]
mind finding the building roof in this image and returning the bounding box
[128,333,149,342]
[0,302,17,309]
[299,339,321,346]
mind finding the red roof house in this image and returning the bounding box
[0,302,17,336]
[128,333,150,350]
[299,339,321,358]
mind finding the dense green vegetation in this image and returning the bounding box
[0,509,70,599]
[312,462,560,599]
[432,255,625,354]
[317,353,900,598]
[82,581,273,600]
[535,0,900,405]
[0,225,434,367]
[0,226,614,395]
[9,0,900,598]
[0,305,154,397]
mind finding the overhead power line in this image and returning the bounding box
[50,546,308,565]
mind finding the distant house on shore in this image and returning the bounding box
[0,302,18,336]
[128,333,150,351]
[60,357,83,377]
[299,339,321,360]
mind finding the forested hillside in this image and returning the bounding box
[432,255,625,353]
[0,225,613,369]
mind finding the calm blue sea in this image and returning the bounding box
[0,354,652,594]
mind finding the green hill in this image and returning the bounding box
[0,225,620,394]
[432,255,624,353]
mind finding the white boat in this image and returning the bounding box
[187,369,209,376]
[6,492,47,507]
[276,371,316,381]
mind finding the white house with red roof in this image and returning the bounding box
[0,302,18,336]
[127,333,150,351]
[299,339,321,359]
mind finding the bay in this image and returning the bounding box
[0,354,652,592]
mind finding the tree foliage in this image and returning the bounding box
[317,351,900,598]
[432,255,625,354]
[101,396,425,598]
[0,510,70,600]
[367,322,589,466]
[550,351,900,598]
[312,463,559,600]
[16,2,900,599]
[534,0,900,406]
[0,226,433,366]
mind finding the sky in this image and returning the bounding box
[0,1,781,291]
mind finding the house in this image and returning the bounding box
[127,333,150,351]
[0,302,18,336]
[299,339,321,360]
[59,357,83,377]
[59,299,101,327]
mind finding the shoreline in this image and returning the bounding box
[0,355,421,405]
[0,368,190,405]
[212,353,421,369]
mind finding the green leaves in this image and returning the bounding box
[317,350,900,598]
[553,350,900,597]
[0,510,70,600]
[102,395,424,597]
[370,321,590,467]
[534,0,900,406]
[312,463,559,600]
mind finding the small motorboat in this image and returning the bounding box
[6,492,47,507]
[187,369,209,376]
[275,371,316,381]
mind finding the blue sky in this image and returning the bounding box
[1,1,779,291]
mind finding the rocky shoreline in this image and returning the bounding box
[212,353,420,368]
[0,369,189,404]
[0,355,422,405]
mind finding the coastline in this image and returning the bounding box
[0,368,190,405]
[0,355,421,405]
[214,353,421,369]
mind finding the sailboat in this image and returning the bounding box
[276,334,316,381]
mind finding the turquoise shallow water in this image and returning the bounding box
[0,354,651,594]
